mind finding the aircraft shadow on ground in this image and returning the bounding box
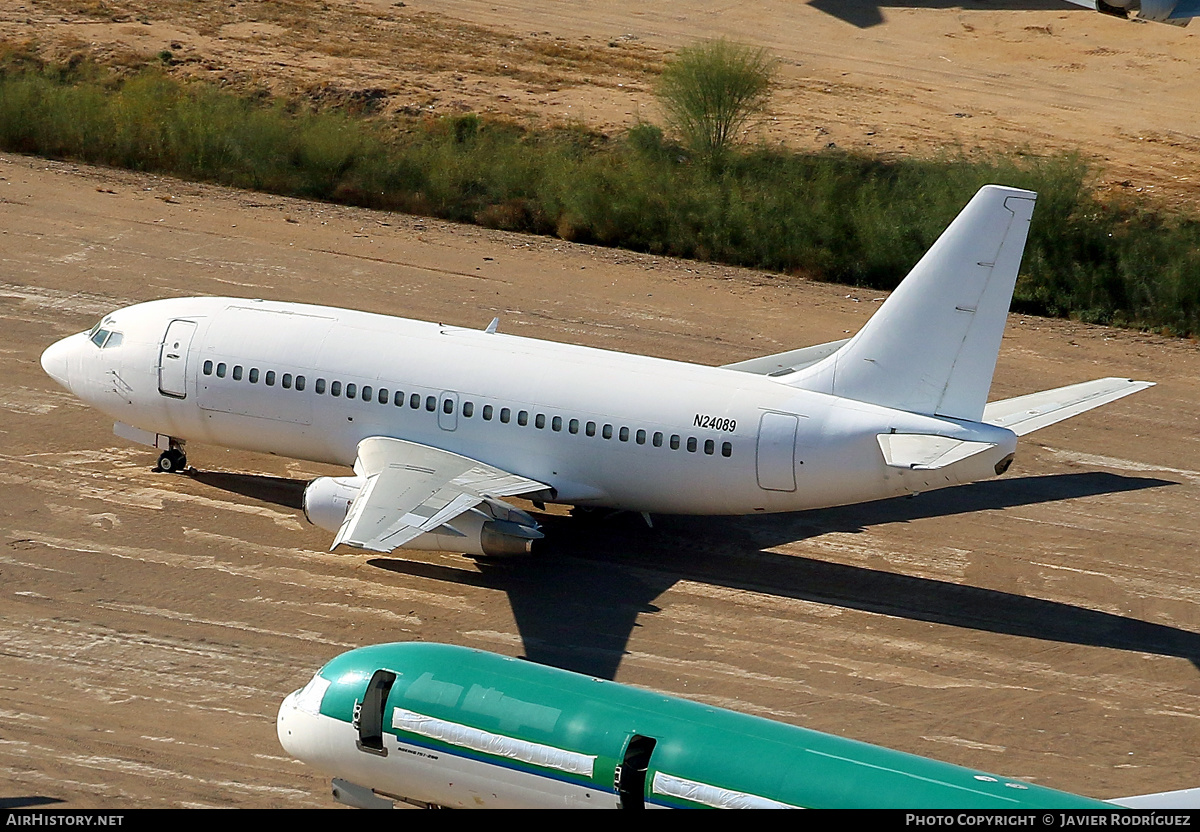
[0,797,65,809]
[184,466,1193,679]
[808,0,1077,28]
[185,469,307,510]
[370,472,1196,681]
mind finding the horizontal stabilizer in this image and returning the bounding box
[983,378,1154,437]
[877,434,997,470]
[1108,786,1200,809]
[722,338,849,377]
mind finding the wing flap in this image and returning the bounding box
[1108,786,1200,809]
[983,378,1153,437]
[333,437,548,553]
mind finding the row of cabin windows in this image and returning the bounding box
[201,359,733,458]
[203,360,306,390]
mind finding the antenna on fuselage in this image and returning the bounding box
[485,317,500,335]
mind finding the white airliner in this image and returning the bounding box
[40,186,1151,557]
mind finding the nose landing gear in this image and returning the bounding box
[155,447,188,473]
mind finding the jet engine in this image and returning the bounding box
[303,476,543,557]
[1095,0,1192,24]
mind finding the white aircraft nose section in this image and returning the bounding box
[40,335,76,391]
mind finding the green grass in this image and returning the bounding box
[3,57,1199,336]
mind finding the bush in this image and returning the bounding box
[656,39,775,169]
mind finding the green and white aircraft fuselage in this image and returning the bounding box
[278,642,1149,810]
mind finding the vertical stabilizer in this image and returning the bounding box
[788,185,1036,422]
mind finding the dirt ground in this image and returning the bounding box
[2,0,1200,811]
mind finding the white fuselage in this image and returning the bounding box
[41,297,1018,515]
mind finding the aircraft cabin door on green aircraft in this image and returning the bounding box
[158,319,197,399]
[614,734,657,809]
[354,669,396,757]
[756,412,798,492]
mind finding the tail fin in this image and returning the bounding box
[788,185,1037,422]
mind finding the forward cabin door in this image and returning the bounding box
[158,319,197,399]
[354,669,396,756]
[756,412,798,492]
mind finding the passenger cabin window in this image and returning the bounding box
[361,385,371,401]
[518,410,529,427]
[283,373,293,390]
[552,416,562,432]
[670,434,680,450]
[216,363,227,378]
[500,408,511,424]
[569,419,579,434]
[296,375,306,391]
[687,437,698,453]
[535,414,545,429]
[377,388,387,404]
[443,398,454,415]
[410,393,420,409]
[425,396,436,412]
[331,381,342,397]
[232,365,243,381]
[602,424,613,440]
[636,429,646,445]
[203,360,213,375]
[249,368,259,383]
[483,405,493,420]
[346,383,357,399]
[316,378,327,394]
[653,431,663,447]
[394,391,404,406]
[619,427,629,442]
[463,402,474,417]
[266,371,276,386]
[722,441,732,458]
[586,421,596,437]
[704,439,715,455]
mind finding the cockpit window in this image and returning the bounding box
[87,318,122,349]
[89,328,122,348]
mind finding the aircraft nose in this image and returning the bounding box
[40,336,75,391]
[276,692,307,759]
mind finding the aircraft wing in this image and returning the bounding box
[983,378,1153,437]
[332,436,548,552]
[722,338,849,377]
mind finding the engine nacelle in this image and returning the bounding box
[1096,0,1191,24]
[302,475,362,534]
[303,476,542,557]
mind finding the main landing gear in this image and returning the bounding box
[155,446,187,473]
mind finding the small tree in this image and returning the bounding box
[656,39,776,169]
